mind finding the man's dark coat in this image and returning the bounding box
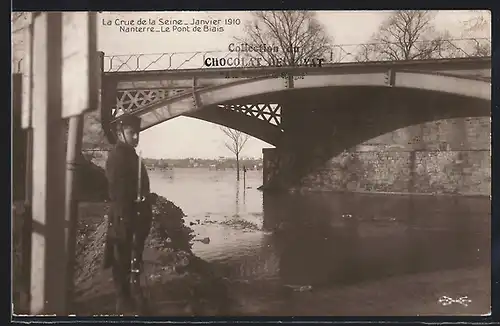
[103,141,152,269]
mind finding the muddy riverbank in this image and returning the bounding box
[73,196,232,316]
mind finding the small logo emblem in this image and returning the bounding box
[438,295,472,307]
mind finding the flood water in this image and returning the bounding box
[148,168,491,316]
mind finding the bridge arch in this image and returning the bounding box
[137,84,489,146]
[120,64,490,128]
[196,70,490,107]
[101,58,491,144]
[181,104,283,146]
[122,85,490,154]
[280,85,488,147]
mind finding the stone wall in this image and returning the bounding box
[264,117,491,196]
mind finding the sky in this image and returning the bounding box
[94,10,489,159]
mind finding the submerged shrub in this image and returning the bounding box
[149,194,195,252]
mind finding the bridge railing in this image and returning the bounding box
[100,38,491,73]
[11,38,491,74]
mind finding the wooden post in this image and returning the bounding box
[63,115,83,313]
[243,166,246,189]
[18,12,35,314]
[30,12,68,315]
[62,12,98,313]
[21,128,33,313]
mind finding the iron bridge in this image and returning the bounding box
[99,38,491,144]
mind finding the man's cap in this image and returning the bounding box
[115,114,141,130]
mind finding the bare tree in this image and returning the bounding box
[356,10,454,61]
[220,127,250,180]
[235,11,332,67]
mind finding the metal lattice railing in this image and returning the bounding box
[11,38,491,74]
[100,38,491,73]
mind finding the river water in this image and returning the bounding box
[148,168,491,316]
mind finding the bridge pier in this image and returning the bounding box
[262,102,341,191]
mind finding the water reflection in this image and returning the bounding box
[149,169,490,315]
[262,192,490,290]
[242,180,246,205]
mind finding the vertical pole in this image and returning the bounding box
[20,127,33,313]
[137,151,142,201]
[20,12,34,313]
[64,115,83,313]
[30,12,67,315]
[243,167,246,204]
[63,13,98,313]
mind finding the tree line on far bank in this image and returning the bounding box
[142,157,263,170]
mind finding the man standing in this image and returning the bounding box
[103,114,153,314]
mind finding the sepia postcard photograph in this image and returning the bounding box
[11,9,491,318]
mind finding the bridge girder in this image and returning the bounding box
[184,104,283,146]
[101,57,491,144]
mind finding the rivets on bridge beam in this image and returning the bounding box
[385,69,396,87]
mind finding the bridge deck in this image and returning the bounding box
[100,57,491,144]
[105,57,491,85]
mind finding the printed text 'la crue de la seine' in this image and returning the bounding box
[102,17,242,33]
